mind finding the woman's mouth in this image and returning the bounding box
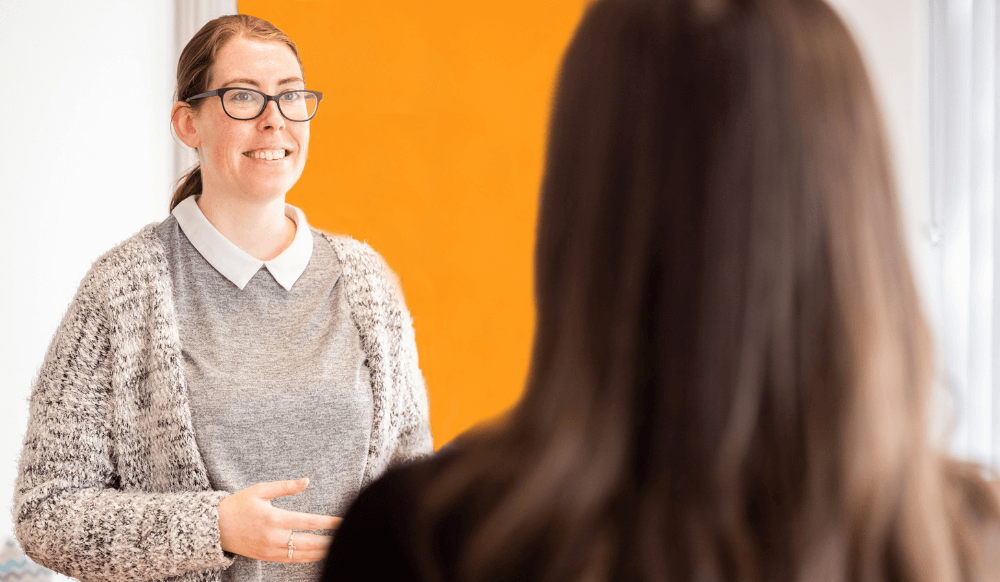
[243,149,290,160]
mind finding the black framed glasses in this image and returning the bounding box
[185,88,323,122]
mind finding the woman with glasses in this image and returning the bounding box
[13,14,432,582]
[323,0,1000,580]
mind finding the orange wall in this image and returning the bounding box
[238,1,586,446]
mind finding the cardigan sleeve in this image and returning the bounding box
[324,234,434,484]
[12,261,233,582]
[386,267,434,465]
[377,250,435,466]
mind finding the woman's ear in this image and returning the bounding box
[171,102,200,149]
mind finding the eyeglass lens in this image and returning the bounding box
[223,90,319,121]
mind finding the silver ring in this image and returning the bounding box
[287,531,296,559]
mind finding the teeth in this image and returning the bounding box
[244,149,287,159]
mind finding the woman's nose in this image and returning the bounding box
[259,99,285,130]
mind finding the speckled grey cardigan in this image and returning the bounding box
[12,224,433,582]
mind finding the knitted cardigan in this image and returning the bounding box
[12,224,434,582]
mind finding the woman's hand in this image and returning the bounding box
[217,478,342,563]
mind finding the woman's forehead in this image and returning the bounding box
[211,37,303,87]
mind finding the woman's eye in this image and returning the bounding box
[280,92,302,102]
[230,91,253,102]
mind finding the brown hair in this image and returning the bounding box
[414,0,1000,580]
[170,14,302,211]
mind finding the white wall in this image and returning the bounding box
[0,0,175,563]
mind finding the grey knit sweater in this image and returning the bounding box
[12,224,433,582]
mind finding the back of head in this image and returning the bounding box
[418,0,1000,580]
[170,14,301,211]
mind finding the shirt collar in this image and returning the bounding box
[172,196,313,291]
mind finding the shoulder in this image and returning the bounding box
[324,450,459,581]
[314,230,408,315]
[316,231,399,285]
[72,223,168,302]
[351,446,459,522]
[359,447,460,509]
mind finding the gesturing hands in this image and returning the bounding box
[217,478,343,563]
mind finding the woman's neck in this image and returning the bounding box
[195,193,296,261]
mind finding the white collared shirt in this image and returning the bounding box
[172,195,314,291]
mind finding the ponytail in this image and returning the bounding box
[170,164,203,211]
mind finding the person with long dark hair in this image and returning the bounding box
[322,0,1000,580]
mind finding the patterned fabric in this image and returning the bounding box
[12,225,433,582]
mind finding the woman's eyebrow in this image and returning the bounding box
[221,78,261,87]
[220,77,304,88]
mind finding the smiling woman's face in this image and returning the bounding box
[189,37,309,203]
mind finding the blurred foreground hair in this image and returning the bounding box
[418,0,1000,580]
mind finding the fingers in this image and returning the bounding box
[284,531,334,563]
[274,507,343,531]
[252,477,310,500]
[231,479,342,564]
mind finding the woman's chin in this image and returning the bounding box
[237,173,303,200]
[231,182,297,203]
